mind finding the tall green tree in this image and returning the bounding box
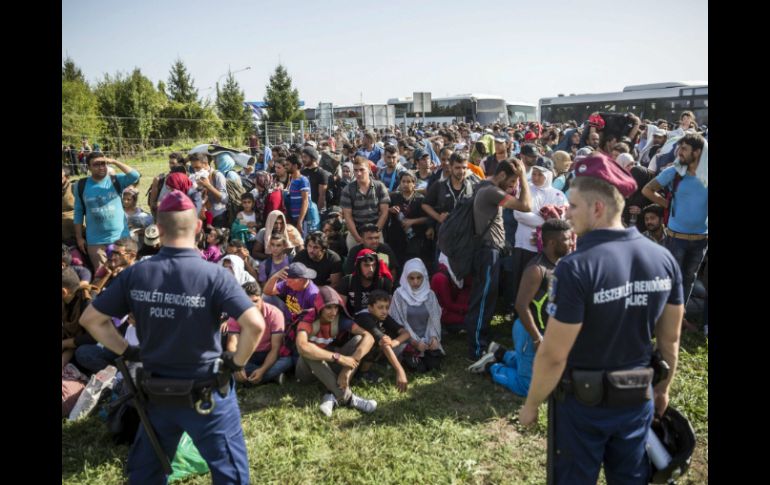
[62,57,103,145]
[167,59,199,104]
[62,56,86,83]
[263,64,304,123]
[95,68,167,149]
[216,71,252,142]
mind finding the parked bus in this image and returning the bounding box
[538,81,708,125]
[387,94,509,125]
[507,102,538,123]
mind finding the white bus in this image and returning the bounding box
[506,102,538,123]
[387,94,509,125]
[538,81,708,125]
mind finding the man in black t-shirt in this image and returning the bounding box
[292,232,343,287]
[342,224,400,277]
[465,160,532,360]
[336,249,394,316]
[301,147,331,212]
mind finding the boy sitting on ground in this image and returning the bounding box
[354,290,409,393]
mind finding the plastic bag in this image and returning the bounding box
[168,432,210,483]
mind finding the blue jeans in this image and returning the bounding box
[665,237,708,304]
[553,395,653,485]
[75,344,119,374]
[127,380,249,485]
[489,319,536,396]
[241,351,293,384]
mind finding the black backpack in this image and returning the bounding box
[437,184,495,280]
[77,176,122,216]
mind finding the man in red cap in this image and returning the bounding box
[79,189,266,484]
[518,113,686,484]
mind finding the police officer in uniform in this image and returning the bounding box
[80,190,266,484]
[518,113,685,485]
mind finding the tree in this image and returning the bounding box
[62,80,104,146]
[62,56,86,83]
[263,64,305,123]
[62,57,103,146]
[166,59,199,104]
[216,71,252,142]
[95,68,167,150]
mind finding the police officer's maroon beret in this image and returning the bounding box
[572,152,638,198]
[158,189,195,212]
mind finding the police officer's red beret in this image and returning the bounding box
[158,189,196,212]
[572,152,638,198]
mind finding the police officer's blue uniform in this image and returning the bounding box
[546,227,683,484]
[92,246,255,485]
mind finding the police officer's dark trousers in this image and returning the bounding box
[127,380,249,485]
[464,246,501,360]
[553,394,653,485]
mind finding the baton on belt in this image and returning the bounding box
[114,356,172,475]
[546,394,555,485]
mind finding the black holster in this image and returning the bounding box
[650,349,670,387]
[559,367,654,408]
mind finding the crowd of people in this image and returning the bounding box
[62,110,707,480]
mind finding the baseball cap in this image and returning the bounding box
[413,148,429,159]
[520,143,539,157]
[285,262,317,280]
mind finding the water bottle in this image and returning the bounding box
[646,428,672,470]
[68,365,117,421]
[398,212,415,239]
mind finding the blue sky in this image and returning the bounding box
[63,0,707,107]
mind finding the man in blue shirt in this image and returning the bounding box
[73,152,140,273]
[642,133,708,306]
[519,120,684,485]
[356,131,384,165]
[79,190,266,484]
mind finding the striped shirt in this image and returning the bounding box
[288,175,311,221]
[340,179,390,231]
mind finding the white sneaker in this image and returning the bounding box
[467,351,497,374]
[348,393,377,413]
[319,393,337,417]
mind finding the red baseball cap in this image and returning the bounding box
[524,132,538,141]
[572,152,638,198]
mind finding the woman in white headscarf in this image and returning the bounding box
[220,254,256,285]
[510,165,567,304]
[389,258,444,372]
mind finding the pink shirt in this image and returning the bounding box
[226,302,284,352]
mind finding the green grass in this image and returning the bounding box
[62,322,708,485]
[63,159,708,484]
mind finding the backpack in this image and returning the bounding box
[77,176,121,217]
[218,170,247,227]
[437,184,496,280]
[662,172,684,227]
[146,173,166,213]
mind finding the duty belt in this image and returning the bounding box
[139,359,230,415]
[666,229,708,241]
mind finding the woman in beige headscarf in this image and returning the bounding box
[251,210,304,260]
[551,150,573,192]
